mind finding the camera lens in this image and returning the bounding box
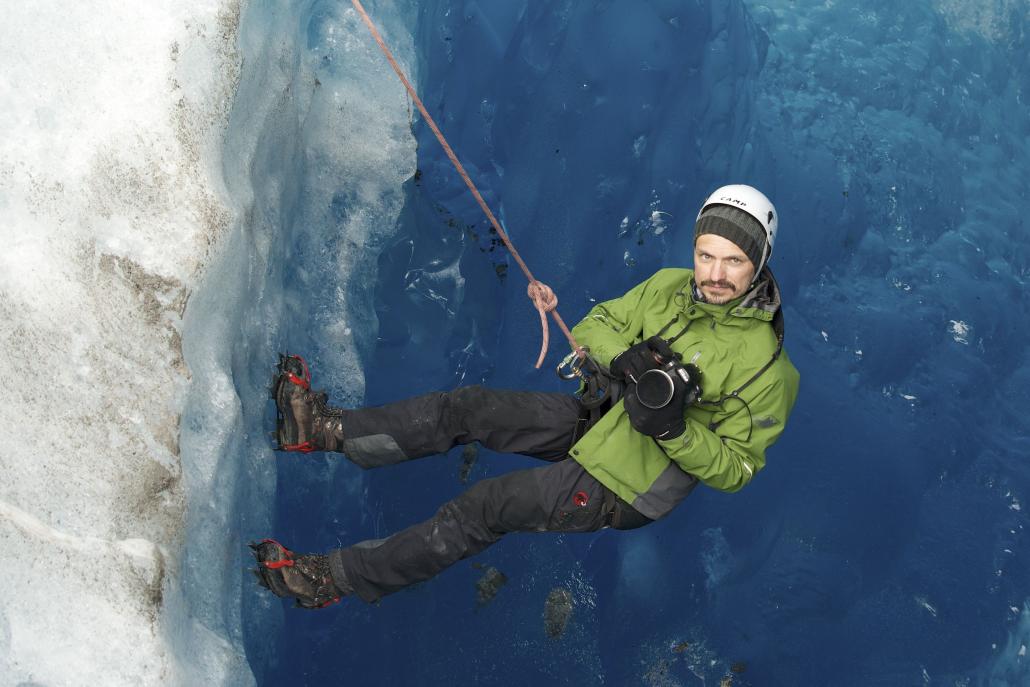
[636,369,675,409]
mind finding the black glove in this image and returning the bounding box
[623,363,701,439]
[609,336,680,383]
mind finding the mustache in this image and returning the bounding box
[700,280,735,289]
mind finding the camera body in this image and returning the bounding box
[635,361,703,410]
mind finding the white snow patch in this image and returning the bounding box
[949,319,971,344]
[891,278,913,291]
[1,1,243,683]
[650,210,670,236]
[633,135,647,158]
[915,595,939,618]
[618,215,630,237]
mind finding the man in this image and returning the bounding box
[251,184,800,609]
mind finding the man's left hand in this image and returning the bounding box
[624,376,687,440]
[623,363,702,440]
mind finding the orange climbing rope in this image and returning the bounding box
[350,0,584,368]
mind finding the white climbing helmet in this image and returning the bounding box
[696,184,778,272]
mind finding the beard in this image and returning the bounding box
[699,280,740,304]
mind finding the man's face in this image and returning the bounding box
[693,234,757,304]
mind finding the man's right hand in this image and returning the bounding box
[609,336,678,383]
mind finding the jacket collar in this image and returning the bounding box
[738,268,783,319]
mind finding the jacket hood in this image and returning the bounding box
[739,268,783,317]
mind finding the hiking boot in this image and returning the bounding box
[272,353,345,453]
[249,539,348,609]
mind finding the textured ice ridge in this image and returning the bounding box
[1,0,418,682]
[0,2,244,685]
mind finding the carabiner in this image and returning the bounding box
[556,349,584,380]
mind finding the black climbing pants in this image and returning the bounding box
[326,386,651,603]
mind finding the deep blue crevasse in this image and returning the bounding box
[248,1,1030,685]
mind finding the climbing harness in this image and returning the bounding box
[350,0,583,369]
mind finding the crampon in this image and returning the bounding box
[249,539,343,610]
[271,353,344,453]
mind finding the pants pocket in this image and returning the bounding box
[553,486,608,532]
[555,505,601,531]
[610,499,653,530]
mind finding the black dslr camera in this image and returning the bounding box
[634,358,702,409]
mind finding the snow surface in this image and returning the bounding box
[4,0,1030,685]
[1,1,242,684]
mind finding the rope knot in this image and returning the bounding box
[527,281,558,369]
[527,281,558,313]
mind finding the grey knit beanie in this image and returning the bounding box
[694,204,767,271]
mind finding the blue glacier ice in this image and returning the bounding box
[183,0,1029,684]
[5,0,1025,684]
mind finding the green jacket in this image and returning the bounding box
[569,268,799,520]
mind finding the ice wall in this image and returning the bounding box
[0,2,242,684]
[1,0,419,682]
[178,0,419,683]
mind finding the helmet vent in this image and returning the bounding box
[767,210,774,224]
